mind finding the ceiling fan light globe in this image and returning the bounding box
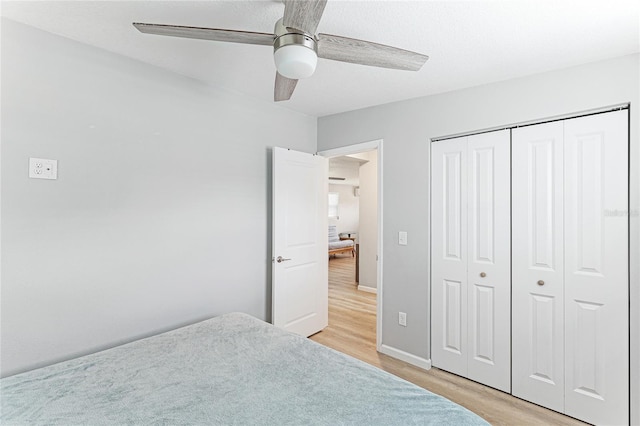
[274,44,317,79]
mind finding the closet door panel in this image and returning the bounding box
[431,137,468,376]
[563,111,629,425]
[512,122,565,412]
[466,130,511,392]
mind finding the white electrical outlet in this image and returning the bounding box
[29,158,58,180]
[399,231,408,245]
[399,312,407,327]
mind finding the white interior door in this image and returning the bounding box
[431,136,469,377]
[563,111,629,425]
[513,111,629,424]
[431,130,510,391]
[512,122,565,413]
[272,147,328,337]
[466,130,511,393]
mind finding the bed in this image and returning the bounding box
[1,312,488,425]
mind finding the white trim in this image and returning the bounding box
[426,138,432,363]
[377,142,383,352]
[318,139,384,351]
[357,285,377,294]
[318,140,380,157]
[430,103,630,142]
[379,344,432,371]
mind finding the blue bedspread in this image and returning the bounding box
[1,312,488,425]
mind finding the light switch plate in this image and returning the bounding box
[399,231,408,245]
[29,158,58,180]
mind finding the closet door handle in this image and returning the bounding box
[537,280,545,286]
[480,272,486,278]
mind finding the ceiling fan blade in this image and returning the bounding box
[317,33,428,71]
[133,23,274,46]
[274,72,298,102]
[282,0,327,35]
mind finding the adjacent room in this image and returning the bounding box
[1,1,639,424]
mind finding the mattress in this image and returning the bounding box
[328,239,354,249]
[1,312,488,425]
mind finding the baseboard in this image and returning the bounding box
[379,344,432,371]
[357,285,377,294]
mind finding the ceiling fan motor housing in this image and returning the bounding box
[273,19,318,79]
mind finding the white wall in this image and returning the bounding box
[358,151,377,290]
[328,184,358,235]
[0,19,317,377]
[318,54,640,423]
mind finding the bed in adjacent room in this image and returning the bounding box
[1,312,488,425]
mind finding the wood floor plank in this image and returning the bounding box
[310,255,587,426]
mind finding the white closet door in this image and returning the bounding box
[512,122,565,412]
[466,130,511,392]
[563,111,629,425]
[431,136,468,377]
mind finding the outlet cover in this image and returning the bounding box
[399,312,407,327]
[399,231,408,245]
[29,158,58,180]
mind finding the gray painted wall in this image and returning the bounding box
[0,19,316,377]
[318,54,639,423]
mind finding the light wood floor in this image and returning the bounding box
[310,255,587,426]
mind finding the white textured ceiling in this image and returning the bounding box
[2,0,639,117]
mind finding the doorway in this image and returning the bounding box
[318,140,383,350]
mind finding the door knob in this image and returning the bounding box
[480,272,486,278]
[537,280,545,286]
[276,256,291,263]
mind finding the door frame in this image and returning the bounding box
[318,139,384,350]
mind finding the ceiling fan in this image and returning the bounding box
[133,0,428,102]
